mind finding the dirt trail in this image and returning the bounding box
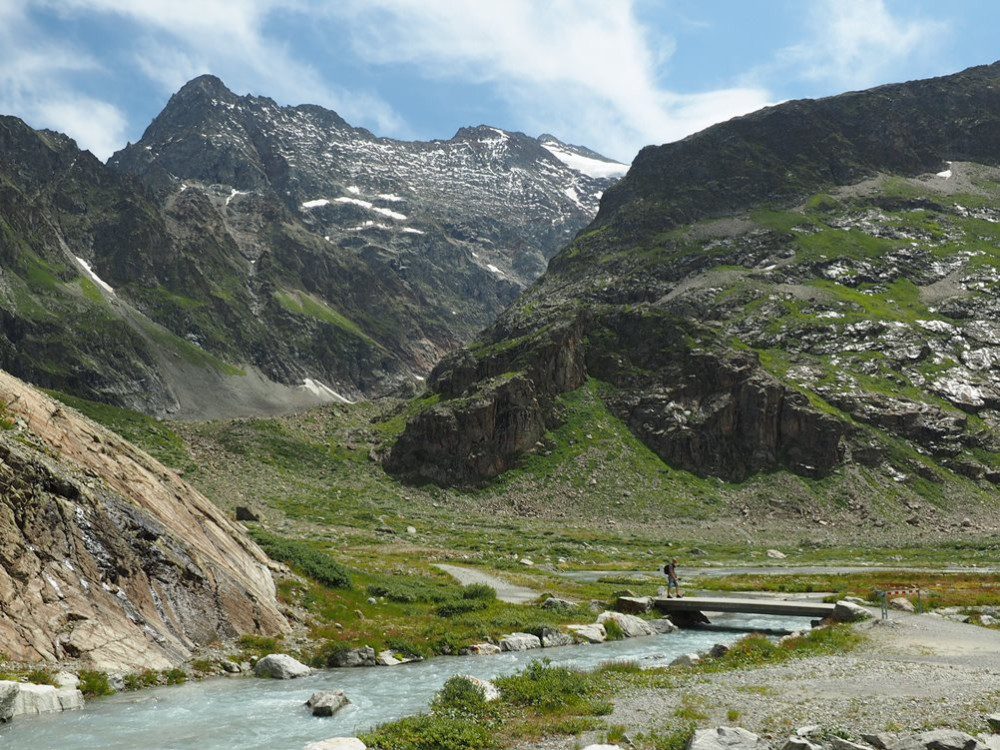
[433,564,540,604]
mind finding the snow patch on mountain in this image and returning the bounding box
[541,141,629,179]
[75,256,115,294]
[301,378,352,403]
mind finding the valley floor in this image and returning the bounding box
[523,611,1000,749]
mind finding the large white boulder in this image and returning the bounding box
[598,611,655,638]
[567,623,607,643]
[0,681,84,721]
[253,653,312,679]
[499,632,541,652]
[688,726,762,750]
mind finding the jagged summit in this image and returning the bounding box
[2,75,624,416]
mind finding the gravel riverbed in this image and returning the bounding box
[522,611,1000,749]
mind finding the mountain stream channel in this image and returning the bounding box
[0,612,809,749]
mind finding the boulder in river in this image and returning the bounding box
[253,654,312,679]
[306,690,350,717]
[0,681,84,721]
[598,611,655,637]
[329,647,376,668]
[499,632,541,652]
[567,623,606,643]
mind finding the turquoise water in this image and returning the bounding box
[0,613,806,750]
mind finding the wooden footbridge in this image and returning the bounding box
[653,596,836,621]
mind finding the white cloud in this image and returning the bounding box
[327,0,772,161]
[0,4,127,159]
[38,0,406,138]
[777,0,948,90]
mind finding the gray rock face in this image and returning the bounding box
[541,596,578,610]
[253,654,312,679]
[688,726,762,750]
[648,618,679,634]
[0,371,289,673]
[540,627,574,648]
[463,643,501,656]
[329,647,376,668]
[920,729,980,750]
[782,738,823,750]
[306,690,350,717]
[671,653,702,667]
[499,632,542,652]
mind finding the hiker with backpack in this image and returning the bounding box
[664,558,682,598]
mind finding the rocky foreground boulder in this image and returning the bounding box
[253,654,312,679]
[0,370,289,672]
[0,681,84,722]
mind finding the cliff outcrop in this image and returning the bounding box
[0,370,289,671]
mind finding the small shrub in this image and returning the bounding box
[249,529,351,589]
[461,583,497,601]
[359,714,499,750]
[435,599,488,618]
[162,668,187,685]
[189,658,216,674]
[603,619,626,641]
[25,669,57,686]
[430,676,498,723]
[727,708,741,722]
[123,670,161,690]
[78,670,114,698]
[494,659,593,713]
[384,636,428,659]
[644,722,697,750]
[236,634,281,657]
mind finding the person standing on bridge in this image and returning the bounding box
[664,557,682,598]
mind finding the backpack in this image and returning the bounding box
[663,563,669,574]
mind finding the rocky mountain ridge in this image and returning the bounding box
[0,369,289,671]
[0,76,624,417]
[384,61,1000,515]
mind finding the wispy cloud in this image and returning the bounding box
[776,0,948,91]
[329,0,772,161]
[0,4,128,159]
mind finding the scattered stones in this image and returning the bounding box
[406,526,416,535]
[306,690,350,717]
[499,632,541,651]
[519,558,534,566]
[767,549,787,559]
[252,654,312,679]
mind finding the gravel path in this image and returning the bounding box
[433,563,540,604]
[518,611,1000,749]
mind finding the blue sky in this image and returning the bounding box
[1,1,997,163]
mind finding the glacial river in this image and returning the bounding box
[0,613,807,750]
